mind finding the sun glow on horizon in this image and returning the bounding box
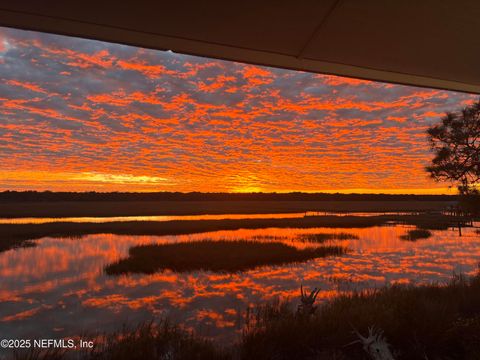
[0,170,458,195]
[73,172,170,185]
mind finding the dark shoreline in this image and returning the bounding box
[0,200,455,218]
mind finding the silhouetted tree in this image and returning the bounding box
[426,100,480,196]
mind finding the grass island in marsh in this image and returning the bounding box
[104,240,347,274]
[400,228,433,241]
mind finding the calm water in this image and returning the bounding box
[0,213,305,224]
[0,222,479,344]
[0,211,418,224]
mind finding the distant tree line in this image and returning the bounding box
[0,191,457,202]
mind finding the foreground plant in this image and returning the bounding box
[85,321,227,360]
[297,285,321,316]
[241,271,480,359]
[12,321,227,360]
[349,326,395,360]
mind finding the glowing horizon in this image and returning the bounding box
[0,27,476,194]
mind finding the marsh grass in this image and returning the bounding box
[296,232,359,243]
[84,320,228,360]
[12,321,227,360]
[240,272,480,360]
[0,239,36,253]
[13,347,66,360]
[0,214,455,251]
[400,229,432,241]
[105,240,347,274]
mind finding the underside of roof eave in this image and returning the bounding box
[0,9,479,95]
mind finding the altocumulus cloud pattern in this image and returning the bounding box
[0,27,476,193]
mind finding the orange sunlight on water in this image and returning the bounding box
[0,224,479,342]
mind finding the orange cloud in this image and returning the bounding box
[117,59,173,78]
[6,80,49,94]
[0,26,476,194]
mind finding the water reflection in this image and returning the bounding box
[0,224,479,344]
[0,213,305,224]
[0,211,417,224]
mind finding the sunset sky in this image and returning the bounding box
[0,26,477,194]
